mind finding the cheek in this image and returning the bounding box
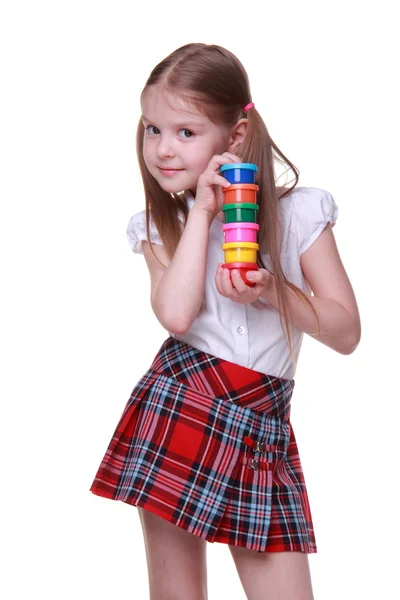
[218,134,231,154]
[206,135,231,162]
[182,144,206,171]
[189,140,224,172]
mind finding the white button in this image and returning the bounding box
[237,325,246,335]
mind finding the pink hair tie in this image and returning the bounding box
[244,102,255,113]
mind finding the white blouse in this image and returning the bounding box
[126,186,338,379]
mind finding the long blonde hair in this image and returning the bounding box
[136,43,320,367]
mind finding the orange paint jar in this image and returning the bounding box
[222,184,259,205]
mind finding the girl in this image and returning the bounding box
[90,43,361,600]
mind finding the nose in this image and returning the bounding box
[156,135,176,159]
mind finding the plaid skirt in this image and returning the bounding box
[90,336,316,553]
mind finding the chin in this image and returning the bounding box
[158,182,186,195]
[158,177,196,195]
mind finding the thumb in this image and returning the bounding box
[246,268,271,284]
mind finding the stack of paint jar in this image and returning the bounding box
[220,163,259,287]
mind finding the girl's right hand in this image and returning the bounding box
[194,152,241,220]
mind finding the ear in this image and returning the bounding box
[228,118,248,153]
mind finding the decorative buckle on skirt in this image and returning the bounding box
[244,457,272,471]
[243,436,276,455]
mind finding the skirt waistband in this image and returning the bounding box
[150,337,295,420]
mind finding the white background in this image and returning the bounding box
[1,1,398,598]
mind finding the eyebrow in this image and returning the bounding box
[141,115,206,129]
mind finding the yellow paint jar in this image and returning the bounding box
[222,242,259,264]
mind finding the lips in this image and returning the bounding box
[158,166,184,177]
[159,167,183,172]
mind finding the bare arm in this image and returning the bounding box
[142,152,240,335]
[142,205,213,334]
[260,223,361,354]
[216,223,361,354]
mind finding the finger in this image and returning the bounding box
[222,152,242,163]
[215,184,225,208]
[230,269,249,293]
[215,265,226,296]
[220,267,239,297]
[199,172,231,189]
[245,268,269,285]
[206,154,237,172]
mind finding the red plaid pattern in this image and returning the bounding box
[90,337,316,553]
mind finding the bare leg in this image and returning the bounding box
[138,507,208,600]
[229,544,314,600]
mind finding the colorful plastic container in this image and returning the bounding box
[222,203,259,223]
[220,162,258,184]
[222,262,258,287]
[223,183,259,205]
[222,242,259,263]
[222,222,259,243]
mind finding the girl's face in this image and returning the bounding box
[141,85,232,194]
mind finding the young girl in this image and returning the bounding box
[90,43,361,600]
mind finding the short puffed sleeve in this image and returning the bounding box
[294,188,339,255]
[126,210,163,254]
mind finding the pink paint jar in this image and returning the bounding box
[222,222,259,243]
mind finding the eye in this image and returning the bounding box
[178,129,194,138]
[145,125,160,135]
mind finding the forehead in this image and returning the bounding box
[141,85,209,124]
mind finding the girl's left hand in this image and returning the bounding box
[215,264,275,304]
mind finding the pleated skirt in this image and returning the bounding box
[90,336,317,553]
